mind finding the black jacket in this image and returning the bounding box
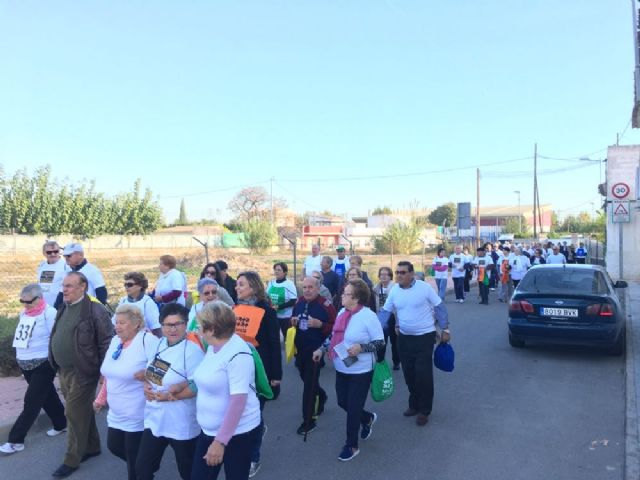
[253,299,282,382]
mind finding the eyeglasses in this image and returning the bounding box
[124,282,137,288]
[202,290,218,296]
[112,343,124,360]
[162,321,185,329]
[205,271,216,276]
[19,297,39,304]
[45,250,59,255]
[395,270,409,275]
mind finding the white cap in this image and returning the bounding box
[62,243,84,255]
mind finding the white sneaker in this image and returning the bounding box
[0,442,25,454]
[249,461,261,478]
[47,428,67,437]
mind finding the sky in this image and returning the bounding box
[1,1,638,223]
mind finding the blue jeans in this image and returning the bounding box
[191,427,259,480]
[436,278,447,301]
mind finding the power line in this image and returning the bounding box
[158,179,271,199]
[483,162,596,178]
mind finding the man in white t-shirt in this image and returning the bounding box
[302,244,323,279]
[37,240,66,306]
[546,246,567,265]
[448,245,469,303]
[56,243,107,308]
[380,261,450,427]
[332,246,350,280]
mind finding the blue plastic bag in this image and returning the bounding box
[433,342,455,372]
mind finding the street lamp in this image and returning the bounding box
[513,190,521,234]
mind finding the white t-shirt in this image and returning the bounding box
[37,259,66,306]
[383,280,442,336]
[155,269,186,306]
[112,295,161,332]
[101,331,160,432]
[333,257,351,278]
[333,307,384,375]
[473,255,495,279]
[448,253,468,279]
[432,256,448,280]
[509,255,531,281]
[193,334,261,437]
[143,337,204,440]
[546,253,567,265]
[15,305,57,360]
[64,262,105,297]
[266,279,298,319]
[303,255,323,276]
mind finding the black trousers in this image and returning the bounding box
[295,351,326,422]
[107,427,143,480]
[9,360,66,444]
[452,277,465,300]
[190,428,259,480]
[383,314,400,366]
[512,279,520,289]
[463,270,472,293]
[479,282,489,304]
[135,429,197,480]
[335,371,374,449]
[398,332,436,416]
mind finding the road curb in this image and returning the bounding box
[625,284,640,480]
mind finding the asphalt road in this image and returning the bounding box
[0,292,625,480]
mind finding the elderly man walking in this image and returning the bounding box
[49,272,113,478]
[380,261,450,426]
[291,276,336,435]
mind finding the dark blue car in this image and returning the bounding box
[507,264,627,355]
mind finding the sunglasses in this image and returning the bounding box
[19,297,39,304]
[45,250,59,255]
[124,282,137,288]
[205,271,216,276]
[395,270,409,275]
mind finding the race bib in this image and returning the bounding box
[13,317,37,349]
[233,304,266,346]
[453,257,461,264]
[146,357,171,386]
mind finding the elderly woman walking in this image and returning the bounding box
[0,284,67,454]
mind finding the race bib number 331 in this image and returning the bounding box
[13,317,37,349]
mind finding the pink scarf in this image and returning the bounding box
[24,298,46,317]
[329,304,363,360]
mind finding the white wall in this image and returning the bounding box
[606,145,640,280]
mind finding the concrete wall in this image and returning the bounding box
[606,145,640,280]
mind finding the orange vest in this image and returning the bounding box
[233,304,266,347]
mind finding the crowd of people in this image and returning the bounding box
[2,241,453,480]
[2,238,586,478]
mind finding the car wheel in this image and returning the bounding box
[608,331,625,356]
[509,331,525,348]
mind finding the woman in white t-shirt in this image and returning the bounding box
[0,284,66,455]
[314,279,385,462]
[93,304,160,480]
[135,304,204,480]
[112,272,161,337]
[372,267,399,369]
[36,240,66,306]
[432,248,449,301]
[151,255,186,308]
[176,301,261,479]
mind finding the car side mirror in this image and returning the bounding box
[614,280,628,289]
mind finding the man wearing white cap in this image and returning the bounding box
[54,243,108,307]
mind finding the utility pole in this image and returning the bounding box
[514,190,521,234]
[533,143,538,238]
[476,168,480,247]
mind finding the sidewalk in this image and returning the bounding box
[625,282,640,479]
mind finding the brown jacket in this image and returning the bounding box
[48,295,114,379]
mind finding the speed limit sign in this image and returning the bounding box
[611,182,630,199]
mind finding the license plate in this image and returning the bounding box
[541,307,578,317]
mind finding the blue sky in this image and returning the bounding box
[1,1,637,223]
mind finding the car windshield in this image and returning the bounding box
[518,269,610,295]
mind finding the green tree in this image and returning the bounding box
[372,206,393,215]
[502,215,528,235]
[374,219,421,254]
[176,199,189,226]
[427,202,456,226]
[241,219,277,254]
